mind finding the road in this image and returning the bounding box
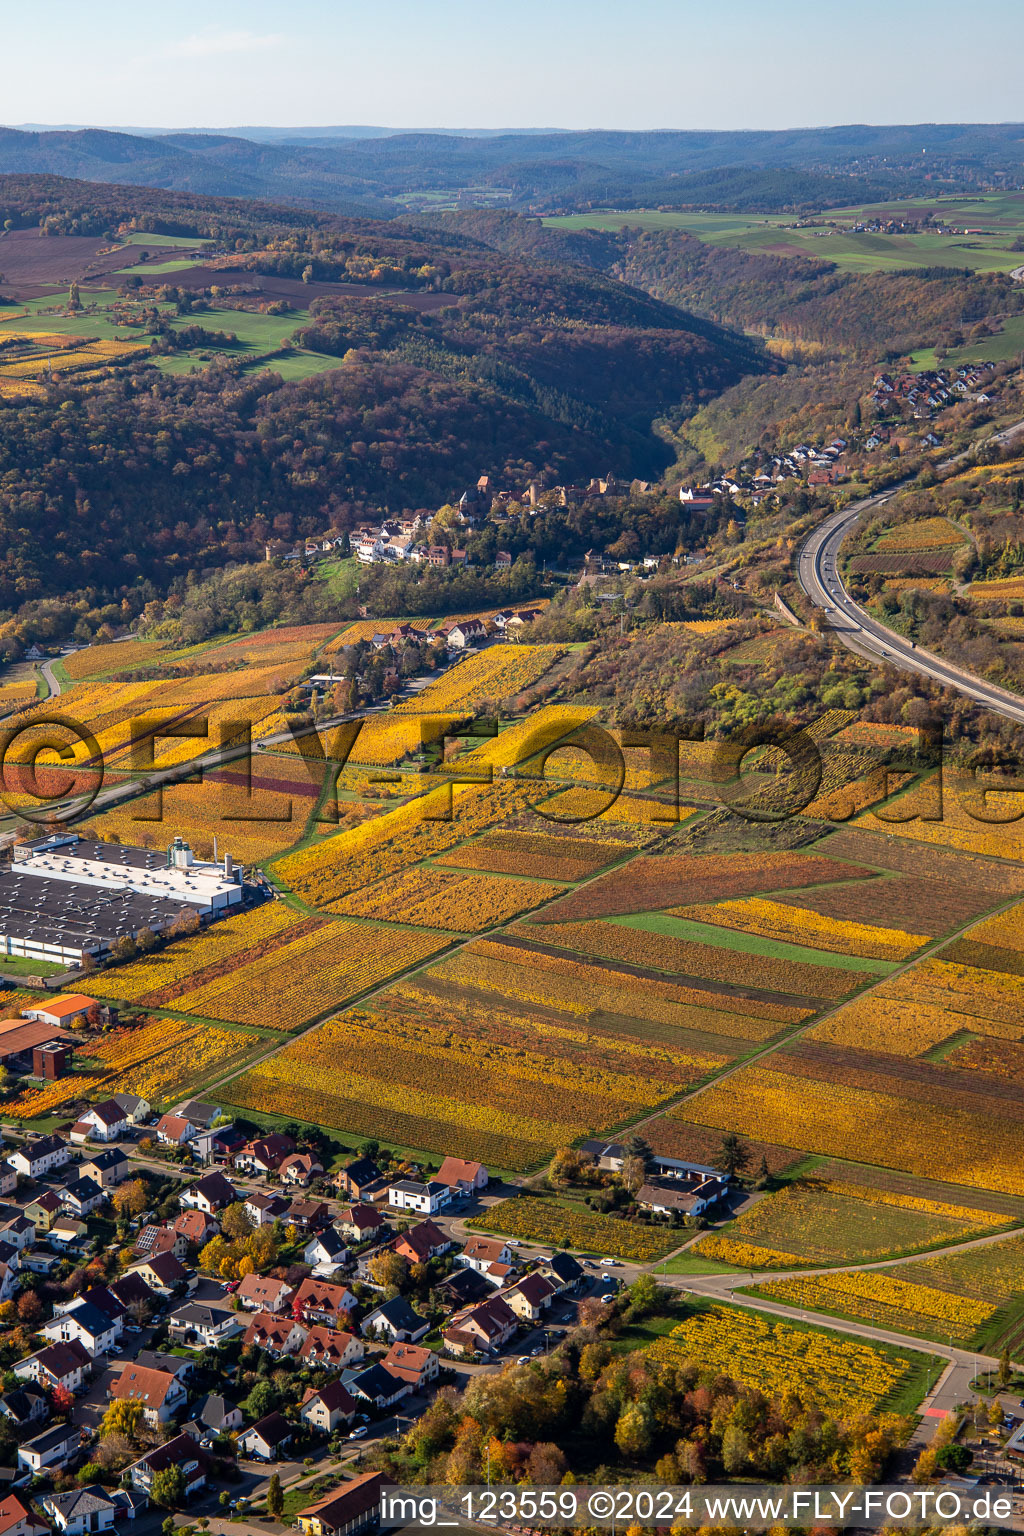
[39,657,64,698]
[798,484,1024,726]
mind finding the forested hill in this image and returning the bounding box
[0,177,768,608]
[1,122,1023,214]
[423,210,1024,359]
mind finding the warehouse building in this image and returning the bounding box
[0,834,245,967]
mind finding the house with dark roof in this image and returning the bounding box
[168,1302,243,1350]
[238,1411,293,1462]
[184,1392,243,1438]
[0,1387,47,1429]
[334,1158,381,1200]
[14,1339,91,1393]
[360,1295,429,1343]
[387,1179,451,1216]
[59,1176,105,1219]
[125,1252,191,1296]
[79,1148,130,1188]
[128,1433,211,1498]
[17,1423,80,1475]
[439,1267,492,1309]
[304,1227,348,1271]
[73,1099,129,1143]
[346,1362,410,1411]
[443,1294,517,1358]
[42,1297,121,1355]
[300,1380,357,1435]
[9,1135,70,1179]
[243,1191,289,1227]
[180,1170,236,1214]
[40,1487,116,1536]
[191,1123,246,1166]
[537,1251,584,1293]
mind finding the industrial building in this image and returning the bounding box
[0,834,245,968]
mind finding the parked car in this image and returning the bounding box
[350,1426,368,1439]
[601,1293,615,1303]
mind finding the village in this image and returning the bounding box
[0,1072,738,1536]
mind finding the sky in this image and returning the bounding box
[4,0,1024,133]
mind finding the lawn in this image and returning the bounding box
[910,313,1024,371]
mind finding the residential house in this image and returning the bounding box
[439,619,486,649]
[17,1424,81,1475]
[184,1393,243,1438]
[167,1303,242,1350]
[439,1267,492,1309]
[298,1327,363,1372]
[387,1179,450,1216]
[155,1115,196,1148]
[280,1152,324,1187]
[78,1148,130,1189]
[0,1260,15,1303]
[0,1388,47,1428]
[360,1296,429,1344]
[9,1135,70,1179]
[635,1178,722,1218]
[242,1311,306,1357]
[60,1177,105,1219]
[191,1123,246,1166]
[53,1284,126,1333]
[443,1294,518,1358]
[47,1218,88,1252]
[124,1252,192,1297]
[40,1489,115,1536]
[348,1362,411,1410]
[304,1227,348,1271]
[134,1225,188,1263]
[336,1205,384,1243]
[173,1209,219,1248]
[43,1298,121,1356]
[180,1170,236,1214]
[457,1237,513,1277]
[393,1219,450,1266]
[435,1157,488,1194]
[0,1212,35,1251]
[112,1092,150,1126]
[236,1273,293,1313]
[293,1277,358,1328]
[383,1342,439,1390]
[72,1100,129,1143]
[107,1364,187,1426]
[128,1435,211,1499]
[14,1339,92,1393]
[0,1496,45,1536]
[502,1272,556,1323]
[0,1162,16,1198]
[287,1198,330,1231]
[536,1252,584,1294]
[244,1191,290,1228]
[296,1474,394,1536]
[238,1411,293,1462]
[180,1101,221,1130]
[233,1133,295,1176]
[335,1158,381,1201]
[108,1272,156,1317]
[300,1380,357,1436]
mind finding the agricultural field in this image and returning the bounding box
[647,1304,922,1413]
[466,1196,680,1261]
[221,956,729,1171]
[750,1231,1024,1349]
[0,327,149,398]
[391,646,567,713]
[330,868,565,930]
[690,1178,1009,1269]
[546,194,1024,274]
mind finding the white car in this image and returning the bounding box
[517,1355,531,1365]
[350,1426,368,1439]
[601,1293,616,1303]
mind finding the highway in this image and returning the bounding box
[797,483,1024,728]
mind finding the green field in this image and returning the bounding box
[119,232,213,249]
[0,289,344,384]
[546,193,1024,274]
[911,312,1024,371]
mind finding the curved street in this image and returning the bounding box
[797,482,1024,727]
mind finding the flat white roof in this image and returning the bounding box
[21,851,238,908]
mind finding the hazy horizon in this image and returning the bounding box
[5,0,1023,133]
